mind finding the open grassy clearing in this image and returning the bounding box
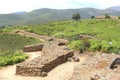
[0,34,41,66]
[1,19,120,54]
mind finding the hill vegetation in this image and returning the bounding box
[0,34,40,66]
[1,19,120,54]
[0,6,120,26]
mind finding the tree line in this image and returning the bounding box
[72,13,120,21]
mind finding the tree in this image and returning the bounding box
[72,13,81,21]
[118,16,120,19]
[91,16,95,19]
[105,13,110,19]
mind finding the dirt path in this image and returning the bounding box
[0,51,87,80]
[0,51,42,80]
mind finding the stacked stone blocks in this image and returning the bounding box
[16,43,73,76]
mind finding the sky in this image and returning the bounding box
[0,0,120,14]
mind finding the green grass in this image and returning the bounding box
[68,40,85,52]
[0,34,41,66]
[0,51,28,66]
[22,19,120,41]
[0,34,40,50]
[1,19,120,54]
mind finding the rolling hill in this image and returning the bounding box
[0,6,120,26]
[107,6,120,11]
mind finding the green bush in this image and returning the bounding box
[101,40,120,53]
[0,34,40,66]
[0,51,28,66]
[88,39,120,54]
[89,39,101,51]
[68,40,85,52]
[0,58,7,66]
[82,39,90,48]
[101,40,111,52]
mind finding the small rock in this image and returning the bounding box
[67,57,73,62]
[63,47,70,50]
[72,56,80,62]
[90,75,101,80]
[41,72,47,77]
[47,37,54,41]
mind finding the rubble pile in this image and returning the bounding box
[70,53,120,80]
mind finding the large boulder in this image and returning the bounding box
[110,57,120,69]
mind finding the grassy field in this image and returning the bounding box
[0,34,40,66]
[1,19,120,54]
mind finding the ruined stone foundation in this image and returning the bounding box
[16,43,73,76]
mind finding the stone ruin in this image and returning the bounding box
[16,43,74,76]
[70,53,120,80]
[22,41,68,52]
[23,43,44,52]
[15,30,68,45]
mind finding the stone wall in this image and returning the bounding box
[23,43,44,52]
[16,43,74,76]
[15,30,68,45]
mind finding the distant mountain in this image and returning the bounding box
[107,6,120,11]
[0,7,120,27]
[12,11,27,14]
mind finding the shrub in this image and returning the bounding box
[88,39,120,54]
[82,39,90,48]
[72,13,81,21]
[68,40,85,52]
[89,39,102,51]
[105,13,111,19]
[101,40,120,53]
[91,16,95,19]
[0,58,7,66]
[118,16,120,19]
[0,51,28,66]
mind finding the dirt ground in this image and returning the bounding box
[70,53,120,80]
[0,30,88,80]
[0,51,86,80]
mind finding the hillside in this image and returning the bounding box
[107,6,120,11]
[0,34,40,66]
[2,19,120,54]
[0,7,120,26]
[0,19,120,80]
